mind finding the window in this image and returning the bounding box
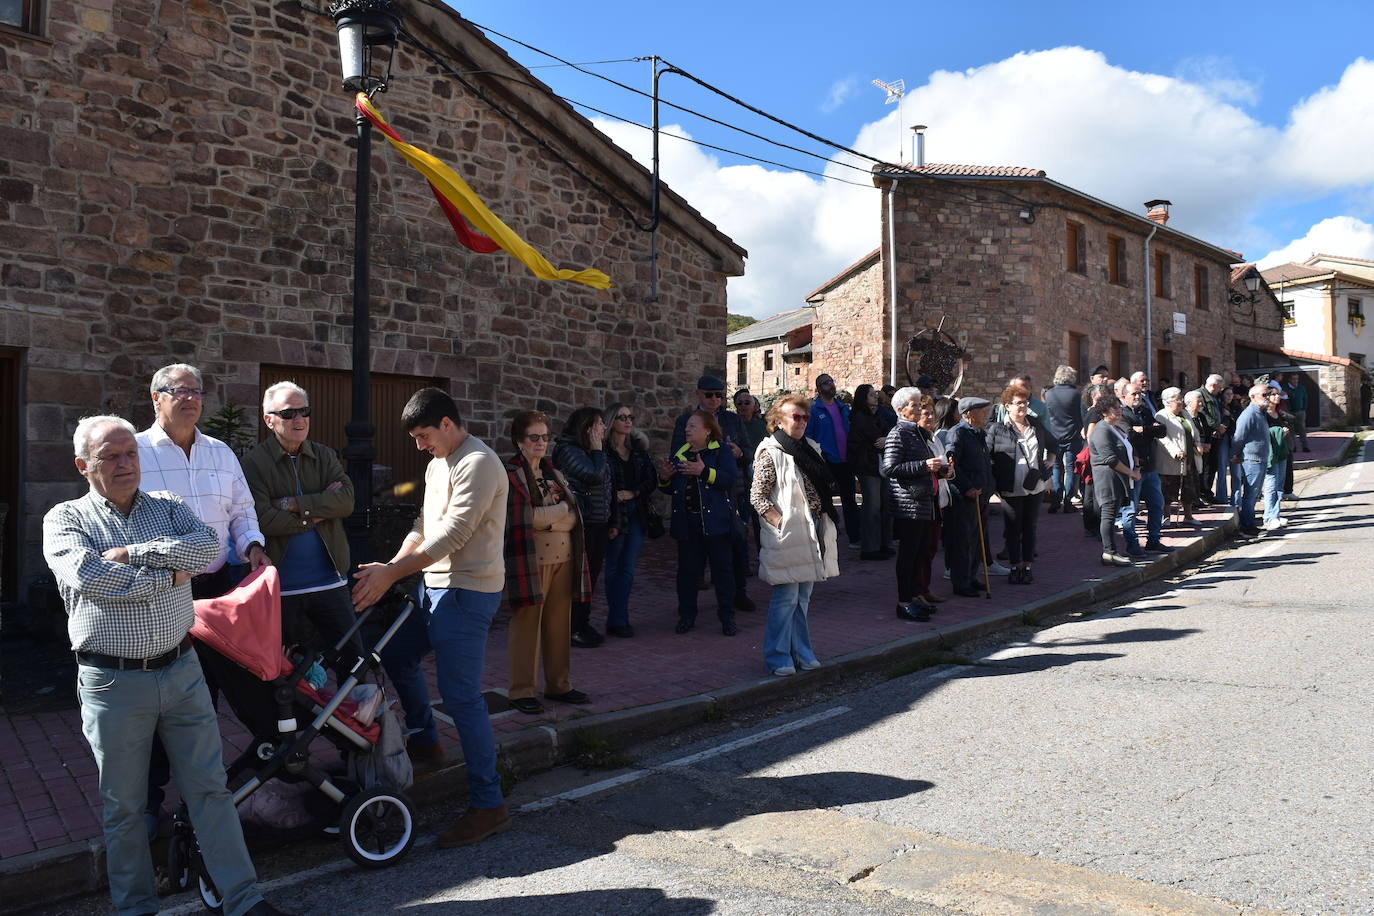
[1156,349,1174,387]
[1153,251,1172,299]
[763,348,774,371]
[0,0,41,34]
[1349,298,1364,320]
[735,352,747,386]
[1107,235,1126,285]
[1280,300,1296,326]
[1197,356,1212,385]
[1068,331,1089,377]
[1066,220,1086,274]
[1193,264,1209,310]
[1110,341,1128,379]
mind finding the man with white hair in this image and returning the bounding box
[43,416,290,916]
[1190,374,1229,504]
[241,382,362,675]
[1231,384,1274,538]
[1130,371,1156,413]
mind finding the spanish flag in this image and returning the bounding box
[356,93,612,290]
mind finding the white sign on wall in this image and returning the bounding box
[1172,312,1187,336]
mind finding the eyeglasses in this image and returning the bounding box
[157,386,205,400]
[789,413,809,422]
[524,433,551,442]
[268,407,311,420]
[702,392,725,400]
[614,414,634,422]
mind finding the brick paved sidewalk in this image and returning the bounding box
[0,429,1350,863]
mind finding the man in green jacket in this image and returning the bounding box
[241,381,362,674]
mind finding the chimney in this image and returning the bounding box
[911,124,927,168]
[1144,198,1172,225]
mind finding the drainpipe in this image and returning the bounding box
[887,180,899,387]
[1144,224,1158,380]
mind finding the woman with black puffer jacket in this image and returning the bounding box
[553,407,613,648]
[881,388,953,620]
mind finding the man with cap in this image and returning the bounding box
[805,373,861,549]
[945,396,995,597]
[672,375,754,612]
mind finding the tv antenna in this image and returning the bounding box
[872,78,906,161]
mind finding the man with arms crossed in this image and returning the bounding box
[352,388,511,847]
[44,416,287,916]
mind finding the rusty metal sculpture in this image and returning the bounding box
[905,318,971,395]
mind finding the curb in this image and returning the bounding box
[0,512,1239,914]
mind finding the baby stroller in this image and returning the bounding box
[166,566,417,912]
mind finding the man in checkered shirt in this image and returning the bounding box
[43,416,290,916]
[136,363,271,825]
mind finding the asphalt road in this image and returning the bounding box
[47,440,1373,915]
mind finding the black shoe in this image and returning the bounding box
[1048,503,1061,514]
[571,627,604,648]
[952,587,982,598]
[1143,541,1175,553]
[1021,568,1034,584]
[895,602,932,622]
[675,618,694,634]
[510,697,543,715]
[721,621,738,636]
[1008,567,1024,584]
[544,689,591,705]
[606,625,635,638]
[860,551,889,561]
[734,592,756,612]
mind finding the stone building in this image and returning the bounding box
[724,306,814,395]
[807,164,1285,399]
[0,0,745,605]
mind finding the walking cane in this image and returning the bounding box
[974,495,992,599]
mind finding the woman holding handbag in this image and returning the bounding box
[987,383,1055,584]
[601,401,660,638]
[882,388,952,617]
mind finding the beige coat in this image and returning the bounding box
[754,437,839,586]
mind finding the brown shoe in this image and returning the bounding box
[438,804,511,848]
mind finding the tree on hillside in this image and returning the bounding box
[726,313,757,334]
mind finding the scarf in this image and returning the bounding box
[772,430,838,521]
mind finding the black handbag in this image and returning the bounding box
[644,501,666,539]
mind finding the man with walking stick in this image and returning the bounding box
[945,397,995,598]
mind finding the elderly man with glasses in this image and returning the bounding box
[241,381,363,679]
[136,363,269,834]
[1231,384,1275,539]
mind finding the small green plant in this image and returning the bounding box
[201,401,256,456]
[703,702,725,723]
[496,761,518,795]
[884,649,969,680]
[569,729,632,771]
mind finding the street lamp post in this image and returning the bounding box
[329,0,401,568]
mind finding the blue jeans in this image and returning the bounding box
[381,586,504,809]
[1051,441,1079,507]
[78,652,261,916]
[603,513,646,629]
[1214,438,1232,503]
[1263,459,1287,524]
[1239,460,1264,530]
[763,581,817,671]
[1137,471,1164,544]
[1115,485,1141,552]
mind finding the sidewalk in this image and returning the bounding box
[0,429,1352,908]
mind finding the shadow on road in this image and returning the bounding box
[403,888,715,914]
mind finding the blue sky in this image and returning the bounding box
[442,1,1374,315]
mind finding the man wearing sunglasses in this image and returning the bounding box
[241,382,363,677]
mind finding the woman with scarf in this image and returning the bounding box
[601,401,658,638]
[882,388,952,619]
[750,394,838,676]
[553,407,612,649]
[502,410,592,716]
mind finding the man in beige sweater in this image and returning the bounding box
[352,388,510,847]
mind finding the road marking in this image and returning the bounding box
[519,705,851,813]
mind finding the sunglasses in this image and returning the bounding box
[268,407,311,419]
[614,414,634,422]
[789,412,809,422]
[524,433,551,442]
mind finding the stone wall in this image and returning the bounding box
[0,0,742,597]
[810,257,885,390]
[1317,362,1364,425]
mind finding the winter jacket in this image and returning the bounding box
[1089,421,1134,505]
[1044,383,1085,450]
[847,407,891,478]
[804,397,850,463]
[753,437,839,586]
[552,434,613,525]
[950,420,993,498]
[986,419,1054,496]
[606,432,658,532]
[241,436,353,575]
[1154,410,1202,475]
[1232,404,1271,464]
[880,419,939,521]
[1122,403,1168,475]
[662,440,737,539]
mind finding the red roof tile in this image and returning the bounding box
[1260,262,1331,283]
[874,162,1047,178]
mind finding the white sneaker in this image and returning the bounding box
[987,563,1012,576]
[1264,519,1284,531]
[771,666,796,677]
[798,659,822,671]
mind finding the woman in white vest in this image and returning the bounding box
[750,394,840,677]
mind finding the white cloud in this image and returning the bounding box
[592,51,1374,319]
[1257,216,1374,268]
[820,76,858,113]
[1173,55,1260,106]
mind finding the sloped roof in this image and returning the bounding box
[873,163,1047,178]
[726,307,814,346]
[1307,252,1374,266]
[1260,263,1336,284]
[805,247,882,300]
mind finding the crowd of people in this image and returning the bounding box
[40,361,1312,912]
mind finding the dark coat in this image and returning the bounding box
[606,434,658,532]
[1043,383,1085,449]
[552,434,613,525]
[880,420,938,521]
[1089,421,1133,505]
[848,407,891,478]
[663,440,737,539]
[1121,403,1168,474]
[950,421,993,498]
[986,419,1055,495]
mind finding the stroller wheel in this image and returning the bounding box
[165,828,192,893]
[339,786,416,868]
[194,852,224,913]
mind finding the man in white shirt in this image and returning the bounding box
[136,363,271,829]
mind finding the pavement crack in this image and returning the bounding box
[846,864,876,883]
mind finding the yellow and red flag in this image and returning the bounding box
[355,93,612,291]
